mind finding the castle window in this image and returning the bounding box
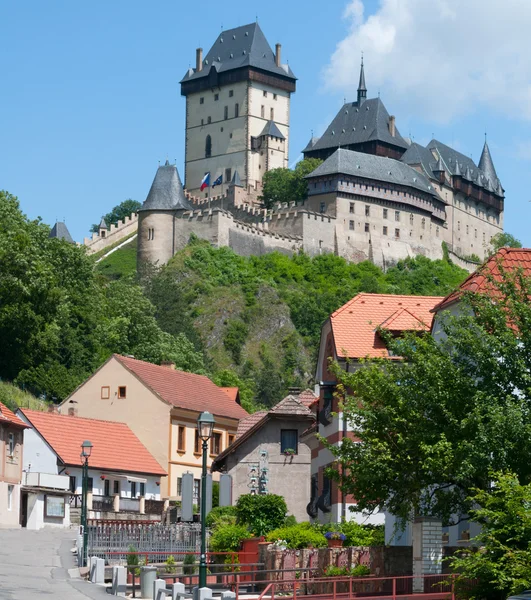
[225,168,231,182]
[263,90,267,97]
[230,133,233,139]
[436,226,439,237]
[395,211,400,222]
[365,205,370,217]
[458,221,461,231]
[320,202,326,214]
[207,116,211,124]
[409,214,414,225]
[270,107,274,120]
[101,230,106,238]
[214,93,219,101]
[200,97,204,104]
[261,105,265,118]
[235,103,239,118]
[229,90,234,97]
[466,225,469,234]
[349,203,354,214]
[224,106,228,120]
[201,118,204,125]
[395,228,400,239]
[349,220,354,230]
[383,226,388,236]
[364,223,369,233]
[383,208,388,219]
[475,229,477,238]
[483,232,486,242]
[205,135,212,158]
[273,93,277,100]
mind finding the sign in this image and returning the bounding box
[44,495,65,518]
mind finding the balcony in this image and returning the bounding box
[23,472,70,490]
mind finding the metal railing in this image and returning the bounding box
[92,495,114,512]
[69,494,82,508]
[119,498,140,512]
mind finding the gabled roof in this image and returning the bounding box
[307,148,436,197]
[0,401,29,429]
[329,293,444,359]
[259,120,285,139]
[400,142,438,180]
[113,355,249,421]
[139,161,193,212]
[20,409,166,475]
[49,222,74,243]
[180,23,296,84]
[433,248,531,312]
[306,97,409,154]
[297,389,319,407]
[302,136,320,153]
[213,395,314,469]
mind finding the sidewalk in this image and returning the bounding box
[0,528,109,599]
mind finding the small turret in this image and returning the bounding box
[433,155,445,183]
[357,55,367,106]
[98,217,108,238]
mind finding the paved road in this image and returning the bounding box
[0,528,109,599]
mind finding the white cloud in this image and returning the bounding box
[323,0,531,123]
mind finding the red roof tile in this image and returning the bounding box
[434,248,531,312]
[220,387,239,402]
[297,389,319,407]
[330,293,444,359]
[236,411,267,438]
[20,409,166,475]
[114,355,249,421]
[0,402,28,429]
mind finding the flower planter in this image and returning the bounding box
[327,539,344,548]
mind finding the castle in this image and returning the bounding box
[131,23,505,272]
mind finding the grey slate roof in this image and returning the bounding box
[139,161,193,212]
[180,23,296,84]
[259,120,285,139]
[307,97,409,153]
[49,222,74,243]
[400,142,441,180]
[302,136,319,153]
[478,141,498,184]
[98,217,108,230]
[306,148,436,196]
[231,170,242,187]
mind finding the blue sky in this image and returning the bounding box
[2,0,530,245]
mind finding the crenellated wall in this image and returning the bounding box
[84,213,139,254]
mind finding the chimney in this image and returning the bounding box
[275,43,281,67]
[161,360,176,370]
[196,47,203,72]
[389,115,396,137]
[68,407,78,417]
[47,404,58,414]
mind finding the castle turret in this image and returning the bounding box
[98,217,108,238]
[357,55,367,105]
[49,221,74,243]
[137,161,192,271]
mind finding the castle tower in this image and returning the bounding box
[98,217,108,238]
[180,23,296,197]
[137,161,192,271]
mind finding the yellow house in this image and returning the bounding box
[59,354,248,499]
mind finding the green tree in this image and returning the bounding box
[212,370,257,413]
[259,158,322,208]
[489,232,522,253]
[91,199,141,232]
[326,266,531,528]
[450,473,531,600]
[236,494,287,536]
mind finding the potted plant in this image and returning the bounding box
[325,531,346,548]
[126,544,140,583]
[283,448,296,457]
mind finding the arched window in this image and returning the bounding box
[205,135,212,158]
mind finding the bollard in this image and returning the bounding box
[112,566,127,596]
[171,582,185,600]
[154,578,166,600]
[193,587,213,600]
[140,566,158,599]
[94,558,105,584]
[89,556,97,582]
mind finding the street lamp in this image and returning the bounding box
[80,440,93,567]
[197,411,215,588]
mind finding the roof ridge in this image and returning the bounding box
[21,407,130,427]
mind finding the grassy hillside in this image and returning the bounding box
[95,235,137,280]
[0,381,49,412]
[96,236,469,411]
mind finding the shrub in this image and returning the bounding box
[236,494,287,536]
[205,505,238,529]
[210,523,250,553]
[323,564,370,577]
[183,553,196,575]
[266,522,327,549]
[126,545,140,576]
[320,522,384,546]
[165,555,176,574]
[284,515,297,527]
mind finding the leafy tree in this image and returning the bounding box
[212,370,257,413]
[450,472,531,600]
[90,199,141,232]
[489,232,522,253]
[260,158,322,208]
[236,494,287,536]
[326,266,531,528]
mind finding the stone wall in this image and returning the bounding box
[84,213,139,254]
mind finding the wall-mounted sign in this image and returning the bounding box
[44,495,65,518]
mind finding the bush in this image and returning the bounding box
[165,555,176,574]
[210,523,250,553]
[205,505,238,529]
[284,515,297,527]
[266,522,327,549]
[126,544,140,576]
[236,494,287,536]
[320,522,384,546]
[183,553,196,575]
[324,564,370,577]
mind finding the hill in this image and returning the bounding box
[0,381,48,412]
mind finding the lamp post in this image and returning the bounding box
[197,411,215,589]
[80,439,93,567]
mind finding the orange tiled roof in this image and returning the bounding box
[114,355,249,421]
[236,411,267,438]
[433,248,531,312]
[220,387,239,402]
[297,389,319,407]
[0,401,28,429]
[330,293,444,359]
[20,409,166,475]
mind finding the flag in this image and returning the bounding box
[212,174,223,188]
[200,172,210,191]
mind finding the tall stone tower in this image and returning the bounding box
[180,23,296,198]
[137,161,192,270]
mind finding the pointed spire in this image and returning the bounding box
[454,161,462,177]
[231,170,242,187]
[464,165,472,181]
[434,156,445,172]
[478,140,499,186]
[139,162,193,212]
[99,217,108,230]
[357,53,367,105]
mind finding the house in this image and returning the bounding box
[211,390,317,521]
[17,408,166,528]
[58,354,249,499]
[312,293,444,524]
[0,401,29,528]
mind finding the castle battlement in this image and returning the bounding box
[84,212,139,254]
